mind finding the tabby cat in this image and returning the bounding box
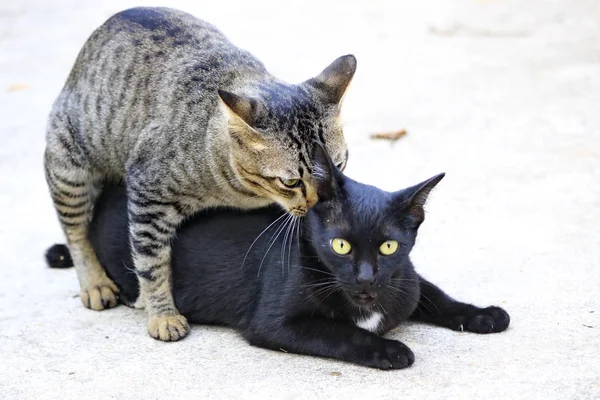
[47,144,510,368]
[44,7,356,341]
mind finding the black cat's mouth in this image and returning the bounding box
[350,291,378,307]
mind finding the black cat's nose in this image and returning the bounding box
[356,262,375,285]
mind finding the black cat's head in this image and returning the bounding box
[305,143,444,308]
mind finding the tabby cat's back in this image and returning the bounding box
[55,7,267,171]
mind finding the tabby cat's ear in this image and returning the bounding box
[305,55,357,105]
[394,173,445,229]
[218,89,266,128]
[219,90,268,151]
[312,142,338,201]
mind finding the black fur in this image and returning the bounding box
[45,244,74,268]
[48,150,509,369]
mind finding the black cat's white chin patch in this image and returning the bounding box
[354,312,383,333]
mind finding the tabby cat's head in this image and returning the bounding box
[219,55,356,216]
[305,144,445,308]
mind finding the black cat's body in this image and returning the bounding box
[88,187,420,335]
[48,148,509,369]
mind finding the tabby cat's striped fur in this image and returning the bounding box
[44,7,356,341]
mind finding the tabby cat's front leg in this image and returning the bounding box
[127,180,190,341]
[410,276,510,333]
[246,317,415,370]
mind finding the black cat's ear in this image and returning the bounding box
[394,173,445,229]
[305,55,357,105]
[312,142,339,201]
[218,89,266,128]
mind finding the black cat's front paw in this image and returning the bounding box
[454,306,510,334]
[357,339,415,370]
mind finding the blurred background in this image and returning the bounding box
[1,0,599,398]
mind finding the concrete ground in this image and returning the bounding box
[1,0,599,398]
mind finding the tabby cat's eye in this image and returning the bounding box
[331,238,352,255]
[281,178,301,188]
[379,240,399,256]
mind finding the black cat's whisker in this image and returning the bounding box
[298,266,335,276]
[388,282,440,314]
[389,278,442,313]
[376,301,388,317]
[415,292,441,315]
[380,290,414,314]
[312,280,342,299]
[241,212,287,270]
[386,285,440,315]
[309,280,338,296]
[301,279,338,289]
[317,285,342,304]
[257,214,293,277]
[310,281,335,293]
[389,280,440,314]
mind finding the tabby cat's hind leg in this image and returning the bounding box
[44,119,119,310]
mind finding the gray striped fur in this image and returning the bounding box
[44,7,355,341]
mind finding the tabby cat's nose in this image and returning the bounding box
[356,262,375,285]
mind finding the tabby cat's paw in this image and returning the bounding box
[457,306,510,334]
[80,280,120,311]
[359,339,415,370]
[148,314,190,342]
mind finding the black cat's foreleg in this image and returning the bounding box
[410,275,510,333]
[245,317,414,370]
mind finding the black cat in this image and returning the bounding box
[46,145,509,370]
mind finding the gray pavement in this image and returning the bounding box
[1,0,599,399]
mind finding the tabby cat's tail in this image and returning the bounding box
[45,244,74,268]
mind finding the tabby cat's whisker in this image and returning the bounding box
[286,216,297,275]
[280,215,294,276]
[295,217,302,253]
[257,214,293,277]
[241,212,287,270]
[122,261,137,276]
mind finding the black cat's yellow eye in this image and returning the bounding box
[331,238,352,255]
[281,178,301,188]
[379,240,399,256]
